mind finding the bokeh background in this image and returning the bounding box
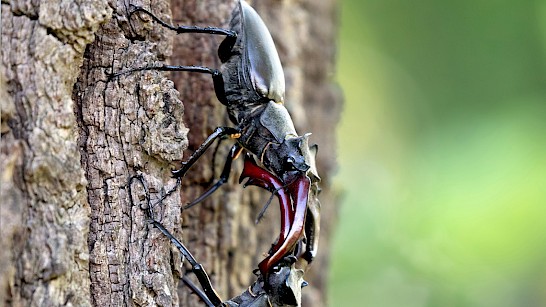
[329,0,546,306]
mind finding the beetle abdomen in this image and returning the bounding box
[220,1,286,125]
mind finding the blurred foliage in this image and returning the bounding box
[329,0,546,306]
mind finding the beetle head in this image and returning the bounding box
[263,133,320,184]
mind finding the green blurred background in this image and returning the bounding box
[329,0,546,306]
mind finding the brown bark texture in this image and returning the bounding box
[0,0,341,306]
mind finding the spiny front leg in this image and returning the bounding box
[171,126,240,178]
[185,143,244,209]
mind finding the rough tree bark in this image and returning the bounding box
[1,0,340,306]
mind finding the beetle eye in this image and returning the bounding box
[284,157,296,171]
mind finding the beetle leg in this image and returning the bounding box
[109,65,230,106]
[110,64,214,79]
[210,69,229,106]
[129,6,236,38]
[151,221,222,306]
[121,5,236,104]
[128,174,222,306]
[302,190,320,264]
[184,144,244,209]
[127,6,236,63]
[172,126,240,178]
[181,276,215,307]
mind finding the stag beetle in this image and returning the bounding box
[114,0,321,298]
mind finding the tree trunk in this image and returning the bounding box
[0,0,340,306]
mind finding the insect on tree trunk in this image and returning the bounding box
[0,0,341,306]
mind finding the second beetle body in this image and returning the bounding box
[214,0,321,278]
